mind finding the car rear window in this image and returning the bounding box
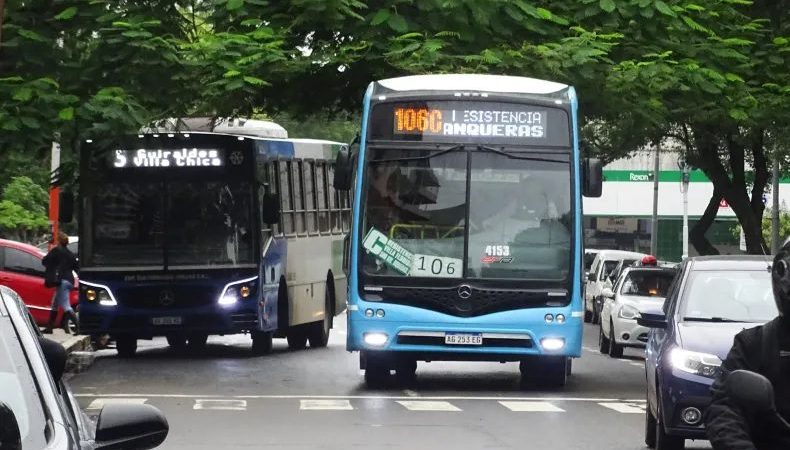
[682,270,776,322]
[620,270,675,297]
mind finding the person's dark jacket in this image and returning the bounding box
[705,317,790,450]
[41,245,78,285]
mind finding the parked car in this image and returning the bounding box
[585,249,647,324]
[639,255,776,450]
[0,284,168,449]
[0,239,78,330]
[599,264,677,357]
[584,248,600,277]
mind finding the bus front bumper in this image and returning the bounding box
[79,301,261,338]
[346,303,582,360]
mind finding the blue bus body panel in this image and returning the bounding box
[260,236,287,331]
[346,81,584,360]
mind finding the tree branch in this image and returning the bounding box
[750,128,768,216]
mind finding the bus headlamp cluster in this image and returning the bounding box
[218,276,258,307]
[364,308,385,318]
[544,314,566,324]
[81,281,117,306]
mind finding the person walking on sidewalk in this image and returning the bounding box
[42,232,79,334]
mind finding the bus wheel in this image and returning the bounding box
[287,329,308,350]
[307,290,332,348]
[166,334,187,351]
[394,359,418,386]
[187,333,208,352]
[116,336,137,358]
[520,356,568,388]
[364,355,390,388]
[251,330,273,355]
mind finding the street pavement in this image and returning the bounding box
[68,318,713,450]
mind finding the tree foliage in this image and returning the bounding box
[0,176,49,242]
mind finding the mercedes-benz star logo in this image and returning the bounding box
[159,289,175,307]
[229,151,244,165]
[457,285,472,299]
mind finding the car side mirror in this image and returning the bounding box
[726,370,776,413]
[95,404,169,450]
[583,158,602,198]
[602,288,614,298]
[636,312,667,329]
[0,401,21,450]
[261,192,280,225]
[59,191,74,223]
[38,336,66,384]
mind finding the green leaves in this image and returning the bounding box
[599,0,616,13]
[388,14,408,33]
[54,7,79,21]
[654,1,675,16]
[58,107,75,121]
[227,0,245,11]
[370,9,390,26]
[12,87,33,102]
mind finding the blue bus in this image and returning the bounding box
[334,75,602,386]
[75,118,350,357]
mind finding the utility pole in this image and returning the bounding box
[772,157,781,254]
[48,140,61,247]
[650,142,661,257]
[679,158,690,259]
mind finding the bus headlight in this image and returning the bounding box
[541,338,565,351]
[218,276,258,307]
[80,281,117,306]
[363,332,388,347]
[670,348,722,378]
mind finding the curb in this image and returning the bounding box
[62,335,95,373]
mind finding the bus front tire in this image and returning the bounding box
[520,356,568,388]
[287,329,308,350]
[116,336,137,358]
[251,330,273,355]
[394,359,418,385]
[307,290,332,348]
[364,358,390,388]
[166,334,187,351]
[187,333,208,352]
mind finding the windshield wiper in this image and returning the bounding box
[476,145,567,163]
[683,317,753,323]
[369,144,466,163]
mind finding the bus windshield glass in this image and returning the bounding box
[361,146,571,282]
[84,181,254,268]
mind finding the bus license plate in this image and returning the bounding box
[445,333,483,345]
[152,316,182,326]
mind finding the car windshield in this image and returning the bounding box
[361,146,572,282]
[0,308,48,449]
[83,181,254,268]
[602,260,619,279]
[619,270,675,297]
[682,270,776,323]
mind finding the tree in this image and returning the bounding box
[732,208,790,249]
[0,176,50,243]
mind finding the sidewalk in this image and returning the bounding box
[43,329,95,373]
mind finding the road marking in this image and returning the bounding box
[397,401,461,412]
[86,398,147,411]
[499,401,565,412]
[76,393,645,402]
[403,390,420,397]
[194,399,247,411]
[598,402,646,414]
[300,400,354,410]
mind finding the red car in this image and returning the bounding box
[0,238,79,329]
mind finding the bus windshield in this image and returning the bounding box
[84,181,254,268]
[361,146,571,282]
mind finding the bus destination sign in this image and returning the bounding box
[393,107,546,139]
[111,149,225,169]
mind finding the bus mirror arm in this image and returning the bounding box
[261,193,281,225]
[583,158,603,198]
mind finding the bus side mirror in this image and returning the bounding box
[583,158,602,198]
[342,233,350,276]
[0,401,21,450]
[334,149,353,191]
[261,193,281,225]
[59,191,74,223]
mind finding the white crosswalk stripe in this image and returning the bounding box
[86,398,147,411]
[397,401,462,411]
[194,399,247,411]
[300,399,354,410]
[499,401,565,412]
[598,402,646,414]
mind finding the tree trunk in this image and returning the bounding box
[691,190,722,255]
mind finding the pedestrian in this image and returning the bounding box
[704,239,790,449]
[41,232,79,334]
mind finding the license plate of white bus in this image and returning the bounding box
[444,333,483,345]
[152,316,182,326]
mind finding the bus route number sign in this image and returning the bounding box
[393,106,546,140]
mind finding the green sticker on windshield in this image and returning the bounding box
[362,228,413,275]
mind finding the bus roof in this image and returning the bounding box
[145,117,289,139]
[376,74,569,96]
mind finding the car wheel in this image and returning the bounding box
[645,403,657,448]
[287,328,308,350]
[598,323,611,354]
[251,330,273,355]
[608,320,624,358]
[116,336,137,358]
[656,404,685,450]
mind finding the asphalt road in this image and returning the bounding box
[69,318,713,450]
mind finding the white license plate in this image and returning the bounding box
[152,316,182,326]
[444,333,483,345]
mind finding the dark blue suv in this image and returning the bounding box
[639,256,776,450]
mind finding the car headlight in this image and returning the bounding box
[80,281,117,306]
[670,348,722,378]
[218,276,258,307]
[618,304,640,320]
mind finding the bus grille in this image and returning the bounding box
[114,286,221,309]
[371,286,562,317]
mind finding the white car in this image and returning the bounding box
[584,249,647,323]
[598,265,678,357]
